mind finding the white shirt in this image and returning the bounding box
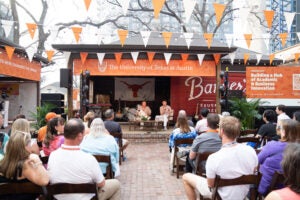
[195,118,208,133]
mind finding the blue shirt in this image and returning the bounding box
[0,132,9,156]
[168,127,197,148]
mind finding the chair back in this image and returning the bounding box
[46,183,98,200]
[237,137,261,149]
[240,129,258,137]
[267,171,285,194]
[93,154,114,179]
[109,132,123,165]
[0,181,46,200]
[212,173,262,200]
[39,156,49,165]
[194,152,214,177]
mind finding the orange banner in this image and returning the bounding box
[244,34,252,49]
[246,67,300,98]
[4,46,15,60]
[213,3,226,26]
[26,23,37,39]
[84,0,92,11]
[45,50,54,61]
[152,0,165,18]
[264,10,275,29]
[0,83,19,95]
[117,29,128,47]
[0,49,41,81]
[279,33,288,47]
[147,52,155,64]
[203,33,214,49]
[73,59,216,77]
[72,27,82,43]
[244,53,250,65]
[213,54,220,64]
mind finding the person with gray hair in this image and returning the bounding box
[177,110,194,127]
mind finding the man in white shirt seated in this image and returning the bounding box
[195,108,209,134]
[275,104,290,131]
[157,100,173,130]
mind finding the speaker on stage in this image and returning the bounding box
[41,93,65,114]
[60,68,71,88]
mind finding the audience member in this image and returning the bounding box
[258,119,300,196]
[42,117,65,156]
[7,114,26,136]
[169,110,197,170]
[83,111,95,130]
[186,113,221,173]
[0,131,49,199]
[137,101,151,120]
[0,114,9,160]
[275,104,290,131]
[48,118,120,200]
[256,109,279,140]
[178,110,194,127]
[265,143,300,200]
[81,118,120,177]
[38,112,57,142]
[194,108,209,134]
[104,109,129,155]
[292,110,300,123]
[183,116,258,200]
[159,100,173,130]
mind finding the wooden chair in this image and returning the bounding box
[194,152,214,177]
[173,138,194,179]
[211,173,262,200]
[109,132,123,165]
[267,171,285,194]
[93,154,114,179]
[0,181,46,200]
[237,137,261,149]
[46,183,98,200]
[39,156,49,165]
[240,129,258,137]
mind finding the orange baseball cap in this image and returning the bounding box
[45,112,57,121]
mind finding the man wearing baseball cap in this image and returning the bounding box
[37,112,57,142]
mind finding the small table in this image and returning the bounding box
[129,120,163,132]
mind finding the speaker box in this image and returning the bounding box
[41,100,64,107]
[41,93,64,101]
[51,107,64,114]
[227,90,243,98]
[60,68,71,88]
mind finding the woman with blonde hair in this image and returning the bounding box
[0,131,49,199]
[80,118,120,177]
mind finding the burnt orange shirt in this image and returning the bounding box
[37,125,47,142]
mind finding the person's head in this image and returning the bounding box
[276,104,286,115]
[176,110,190,133]
[279,119,300,142]
[104,109,114,120]
[281,143,300,193]
[219,116,241,140]
[11,118,30,137]
[89,118,107,138]
[0,131,31,178]
[263,109,277,123]
[141,101,147,107]
[45,112,57,122]
[207,113,220,129]
[200,108,209,118]
[162,100,167,106]
[64,118,85,140]
[293,111,300,123]
[178,110,187,119]
[83,111,95,122]
[13,114,26,121]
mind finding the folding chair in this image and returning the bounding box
[237,137,261,149]
[93,154,114,179]
[193,152,214,177]
[46,183,98,200]
[109,132,123,165]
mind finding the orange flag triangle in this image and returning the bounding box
[26,23,37,39]
[162,32,172,48]
[181,53,189,63]
[213,3,226,26]
[72,27,82,43]
[115,53,122,65]
[80,52,88,65]
[279,33,288,47]
[264,10,275,29]
[152,0,166,19]
[117,29,128,47]
[269,54,275,65]
[244,34,252,49]
[147,52,155,64]
[244,53,250,65]
[45,50,54,62]
[84,0,92,11]
[203,33,214,49]
[5,46,15,60]
[213,54,220,64]
[295,53,300,62]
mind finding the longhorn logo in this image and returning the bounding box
[120,81,150,98]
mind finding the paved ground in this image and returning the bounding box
[117,143,188,200]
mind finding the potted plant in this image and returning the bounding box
[30,103,56,130]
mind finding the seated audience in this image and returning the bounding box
[194,108,209,134]
[186,113,221,173]
[178,110,194,127]
[0,131,49,199]
[292,110,300,123]
[104,109,129,156]
[81,118,120,177]
[265,143,300,200]
[159,100,173,130]
[275,104,290,131]
[48,118,120,200]
[7,114,26,136]
[258,119,300,196]
[38,112,57,142]
[256,109,279,140]
[0,114,9,160]
[83,111,95,130]
[137,101,151,120]
[42,117,65,156]
[183,116,258,200]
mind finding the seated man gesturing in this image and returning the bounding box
[137,101,151,120]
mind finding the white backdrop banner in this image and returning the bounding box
[115,78,155,101]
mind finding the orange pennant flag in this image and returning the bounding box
[244,53,250,65]
[181,54,189,65]
[294,53,300,62]
[117,29,128,47]
[213,54,220,64]
[4,46,15,60]
[162,32,172,48]
[269,54,275,65]
[115,53,122,65]
[279,33,288,47]
[203,33,214,49]
[80,52,88,65]
[152,0,166,19]
[45,50,54,62]
[84,0,92,11]
[26,23,37,39]
[213,3,226,26]
[147,52,155,64]
[72,27,82,43]
[264,10,275,29]
[244,34,252,49]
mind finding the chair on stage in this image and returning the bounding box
[93,154,114,179]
